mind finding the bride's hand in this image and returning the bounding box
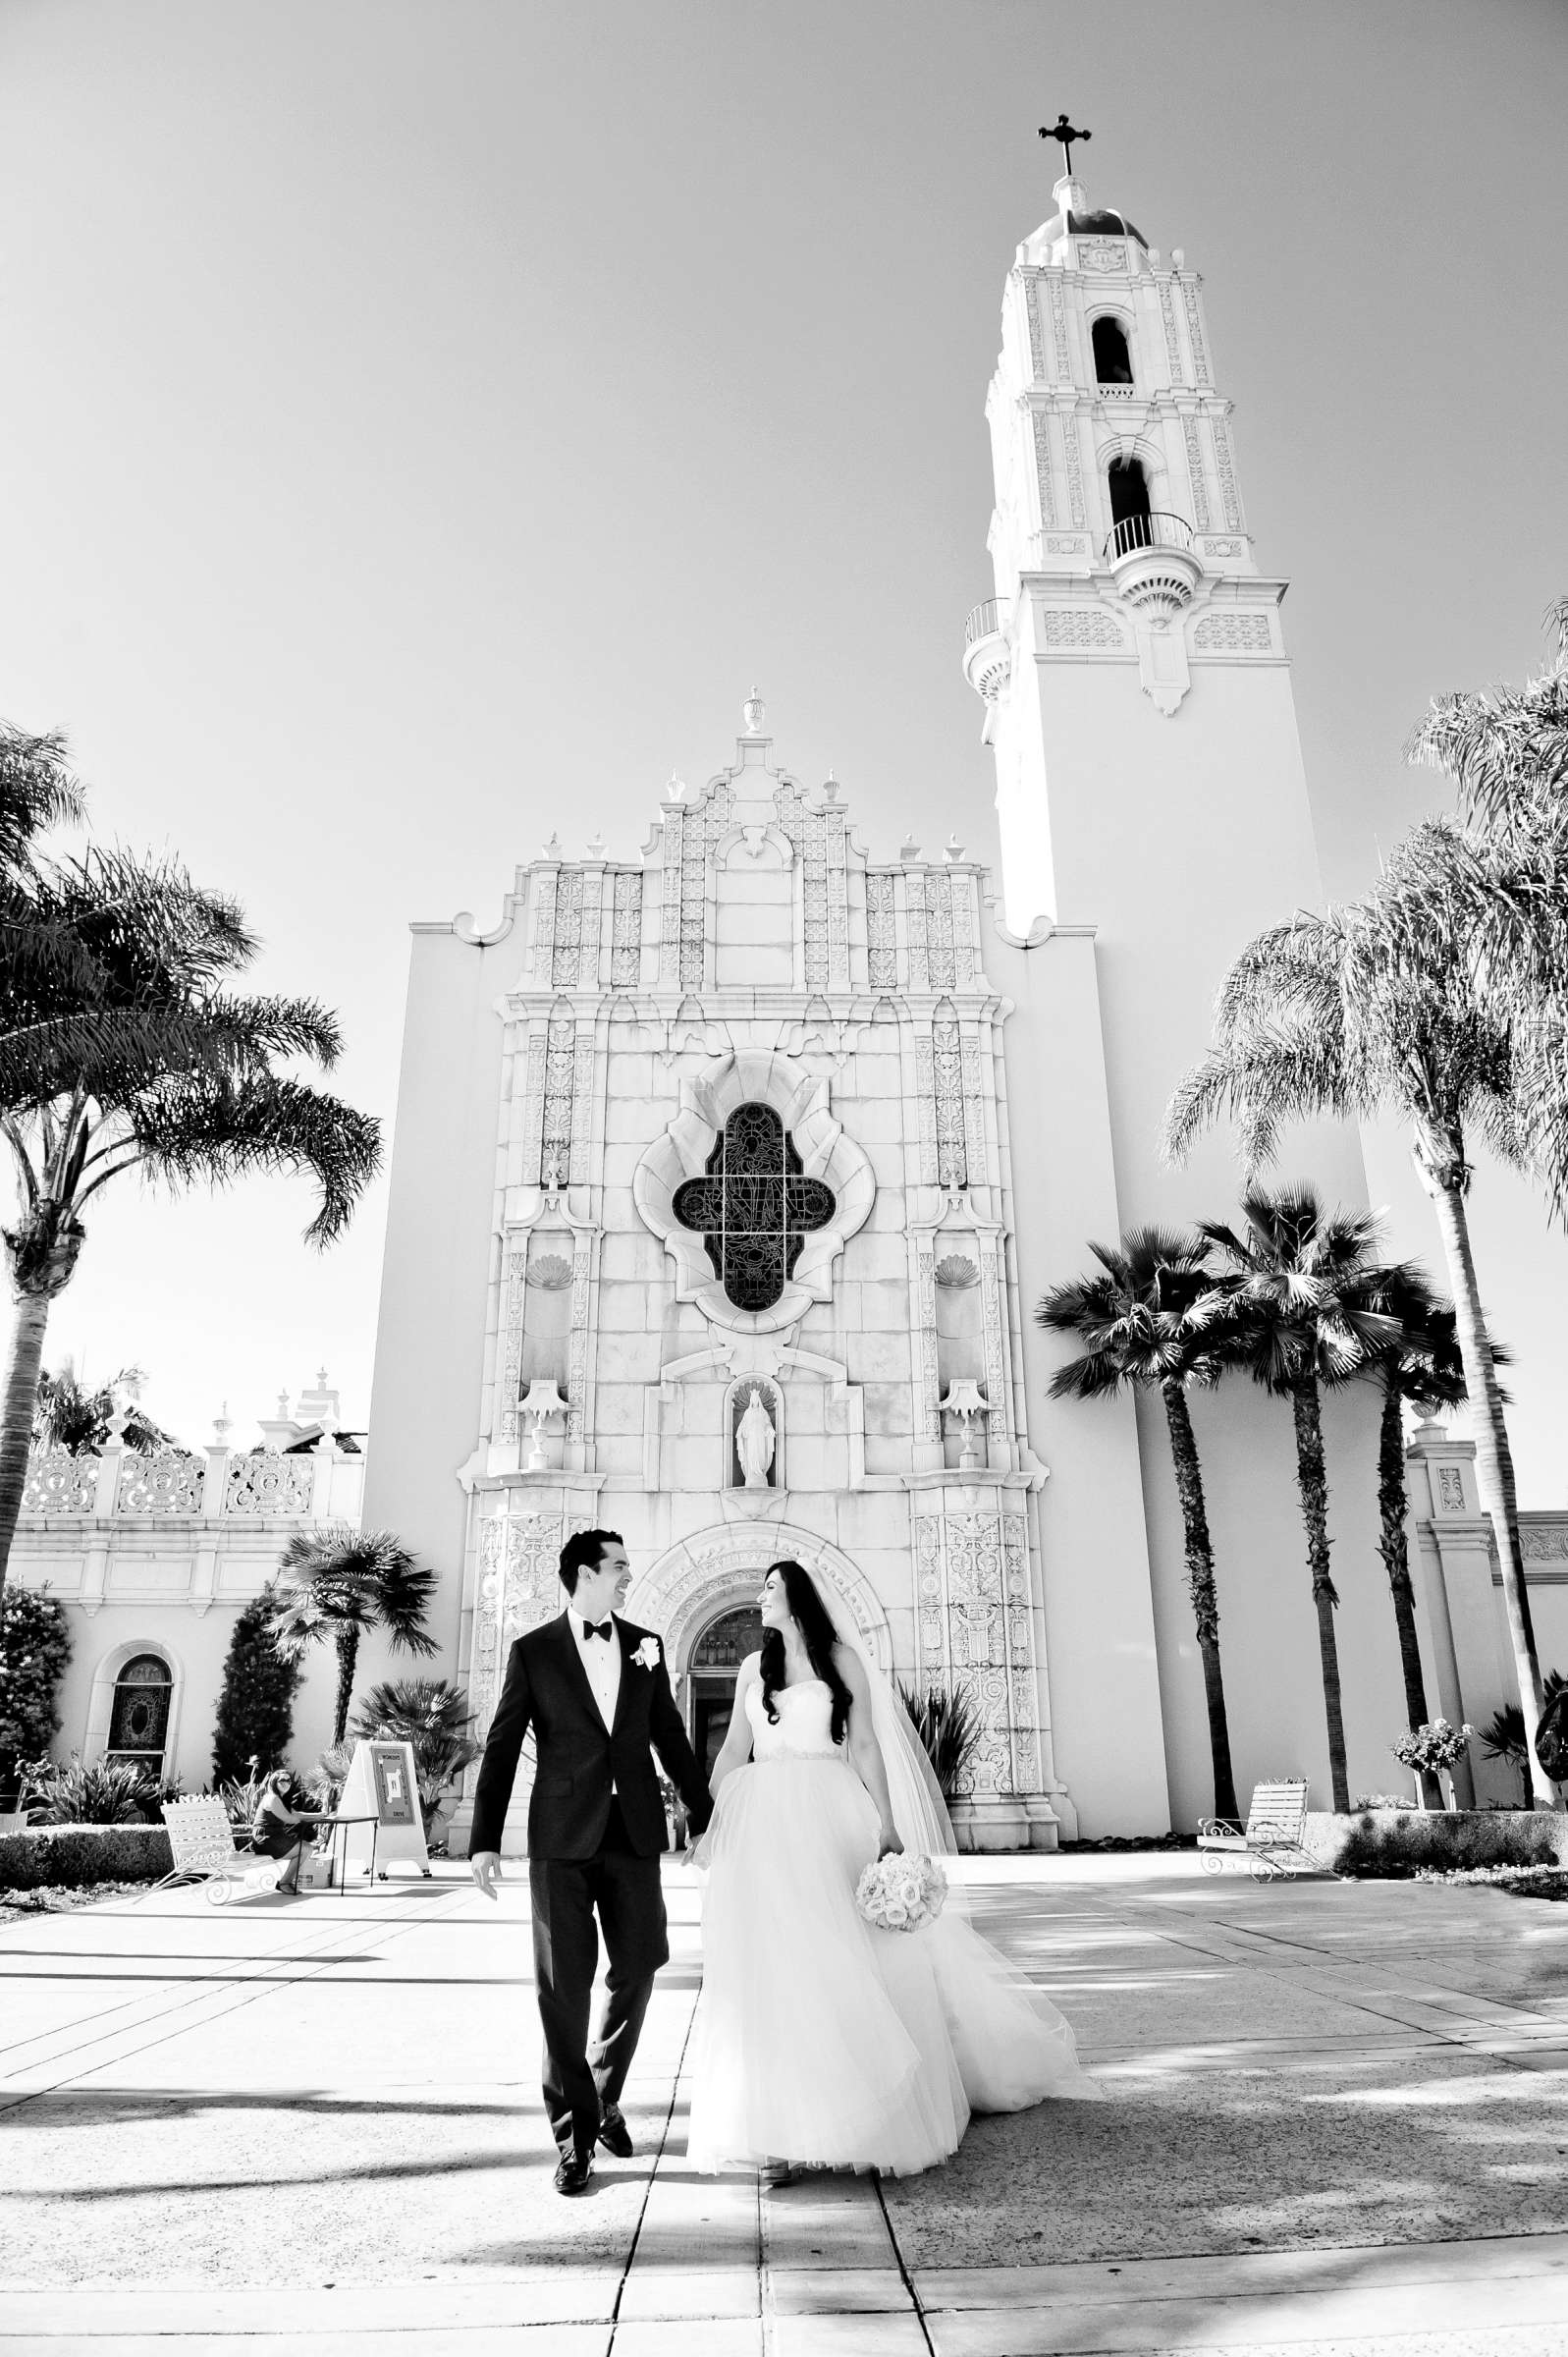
[877,1826,903,1859]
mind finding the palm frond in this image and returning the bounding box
[119,1069,382,1245]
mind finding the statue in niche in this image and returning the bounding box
[734,1386,778,1490]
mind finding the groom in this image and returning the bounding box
[468,1529,713,2194]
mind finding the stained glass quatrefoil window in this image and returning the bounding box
[671,1102,837,1313]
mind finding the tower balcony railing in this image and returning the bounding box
[1102,512,1195,565]
[964,597,1001,649]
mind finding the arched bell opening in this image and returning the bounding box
[1092,315,1134,386]
[1107,454,1153,551]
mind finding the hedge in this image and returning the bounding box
[1306,1808,1568,1879]
[0,1825,174,1891]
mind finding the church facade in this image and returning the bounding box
[363,169,1430,1846]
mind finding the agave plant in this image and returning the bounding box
[895,1681,983,1801]
[20,1753,160,1825]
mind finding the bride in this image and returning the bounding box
[684,1558,1097,2180]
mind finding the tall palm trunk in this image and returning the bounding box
[1417,1139,1551,1807]
[1289,1377,1350,1812]
[0,1210,83,1597]
[1160,1374,1239,1824]
[333,1624,360,1747]
[1376,1382,1440,1808]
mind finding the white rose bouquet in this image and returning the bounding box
[855,1852,947,1934]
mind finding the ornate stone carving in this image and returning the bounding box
[666,785,734,988]
[911,1507,1040,1795]
[932,1014,967,1190]
[1158,278,1184,385]
[1181,416,1212,533]
[774,787,848,989]
[551,870,584,989]
[1025,271,1046,379]
[117,1450,204,1515]
[224,1453,314,1516]
[1031,411,1055,530]
[1077,240,1126,273]
[611,869,643,984]
[1182,283,1212,386]
[1521,1521,1568,1560]
[1436,1465,1466,1514]
[1212,417,1241,530]
[578,865,603,990]
[866,871,897,991]
[1193,612,1272,653]
[22,1447,98,1514]
[1044,534,1088,556]
[624,1519,891,1674]
[923,877,956,992]
[1042,607,1124,650]
[1046,274,1071,382]
[541,1016,576,1187]
[960,1028,988,1188]
[1061,410,1086,527]
[472,1508,569,1728]
[531,868,558,981]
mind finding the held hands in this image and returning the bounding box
[469,1850,503,1901]
[877,1825,904,1860]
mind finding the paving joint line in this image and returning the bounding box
[608,1980,705,2349]
[874,2166,937,2355]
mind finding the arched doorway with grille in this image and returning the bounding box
[687,1604,765,1778]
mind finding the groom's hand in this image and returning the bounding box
[469,1849,503,1900]
[877,1828,904,1859]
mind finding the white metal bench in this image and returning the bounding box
[148,1796,288,1904]
[1197,1780,1313,1881]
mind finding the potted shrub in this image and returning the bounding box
[1390,1719,1475,1810]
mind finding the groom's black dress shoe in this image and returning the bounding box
[553,2149,594,2196]
[597,2104,633,2159]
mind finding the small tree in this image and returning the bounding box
[268,1528,439,1746]
[347,1676,481,1833]
[211,1584,303,1786]
[0,1582,72,1801]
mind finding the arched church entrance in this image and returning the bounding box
[687,1603,764,1777]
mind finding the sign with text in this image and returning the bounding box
[338,1738,430,1878]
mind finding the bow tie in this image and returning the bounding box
[582,1617,614,1642]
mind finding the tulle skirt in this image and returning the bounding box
[684,1754,1097,2177]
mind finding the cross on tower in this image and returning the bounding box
[1039,113,1091,175]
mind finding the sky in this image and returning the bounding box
[2,0,1566,1490]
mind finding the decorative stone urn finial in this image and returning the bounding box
[742,686,767,737]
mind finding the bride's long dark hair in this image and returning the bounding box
[759,1559,854,1745]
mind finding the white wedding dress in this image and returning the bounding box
[684,1677,1096,2176]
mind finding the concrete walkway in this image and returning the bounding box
[3,1853,1568,2353]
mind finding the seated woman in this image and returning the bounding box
[249,1770,330,1893]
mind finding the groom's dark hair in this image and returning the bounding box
[559,1528,623,1596]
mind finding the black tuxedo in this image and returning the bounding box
[469,1610,712,2160]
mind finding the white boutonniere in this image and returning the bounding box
[631,1636,661,1672]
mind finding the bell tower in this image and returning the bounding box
[966,133,1365,1238]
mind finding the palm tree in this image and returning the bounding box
[1163,818,1564,1805]
[1038,1228,1241,1825]
[0,848,381,1599]
[268,1528,441,1746]
[1194,1188,1399,1814]
[1359,1270,1475,1806]
[33,1359,174,1455]
[348,1676,483,1833]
